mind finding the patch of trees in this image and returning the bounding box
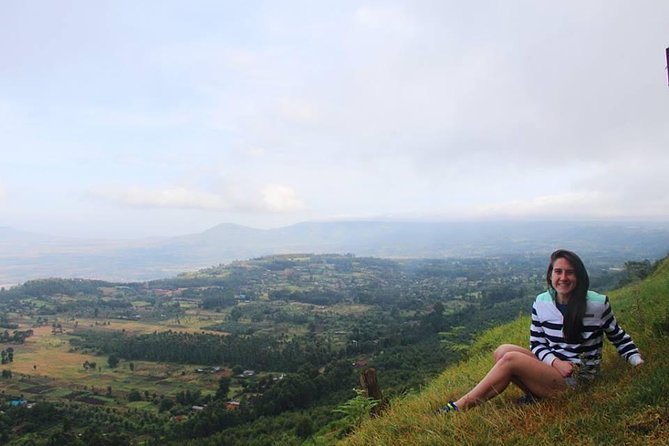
[175,389,202,406]
[173,361,354,441]
[0,401,163,445]
[270,289,345,306]
[1,329,33,344]
[191,287,236,310]
[223,302,312,326]
[82,360,97,370]
[70,330,335,372]
[0,402,60,441]
[0,313,19,329]
[618,259,657,286]
[264,259,297,271]
[1,347,15,364]
[0,278,112,299]
[173,399,243,439]
[480,284,528,306]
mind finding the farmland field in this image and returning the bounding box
[1,321,223,403]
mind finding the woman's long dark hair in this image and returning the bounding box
[546,249,590,343]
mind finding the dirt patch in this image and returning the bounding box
[22,385,53,394]
[75,396,107,405]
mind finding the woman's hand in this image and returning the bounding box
[551,358,574,377]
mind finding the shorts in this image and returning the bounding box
[564,376,578,387]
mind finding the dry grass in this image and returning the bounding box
[0,317,226,402]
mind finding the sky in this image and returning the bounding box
[1,1,669,239]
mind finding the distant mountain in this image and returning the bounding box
[1,220,669,285]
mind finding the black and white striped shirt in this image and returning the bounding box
[530,290,641,375]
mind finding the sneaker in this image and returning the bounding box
[437,401,459,413]
[516,393,540,405]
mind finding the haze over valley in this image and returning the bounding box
[2,220,669,285]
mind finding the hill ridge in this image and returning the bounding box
[3,220,669,284]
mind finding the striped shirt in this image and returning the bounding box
[530,290,640,376]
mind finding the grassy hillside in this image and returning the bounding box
[339,256,669,446]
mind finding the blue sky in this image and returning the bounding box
[1,1,668,238]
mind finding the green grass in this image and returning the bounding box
[127,400,158,411]
[337,257,669,446]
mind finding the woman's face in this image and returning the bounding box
[551,257,577,298]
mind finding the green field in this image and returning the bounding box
[1,321,223,404]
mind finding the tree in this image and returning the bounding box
[158,397,174,413]
[228,307,242,321]
[127,389,142,402]
[47,430,81,446]
[621,260,654,284]
[215,377,231,400]
[295,416,313,439]
[107,354,120,368]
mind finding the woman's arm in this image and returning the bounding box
[602,296,643,365]
[551,358,575,377]
[529,302,559,365]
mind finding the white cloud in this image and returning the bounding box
[0,184,6,200]
[3,2,669,238]
[276,98,319,125]
[89,182,305,214]
[261,184,305,212]
[354,4,414,32]
[89,186,228,211]
[475,192,605,219]
[83,108,195,129]
[473,156,669,219]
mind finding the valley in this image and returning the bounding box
[0,253,638,445]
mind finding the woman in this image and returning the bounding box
[439,249,644,412]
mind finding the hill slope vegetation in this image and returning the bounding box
[339,256,669,446]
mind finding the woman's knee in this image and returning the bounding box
[493,344,519,362]
[494,351,529,375]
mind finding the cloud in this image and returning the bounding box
[354,4,415,32]
[0,184,6,200]
[89,186,227,210]
[261,184,305,212]
[276,98,319,126]
[83,108,195,129]
[473,156,669,219]
[89,183,305,214]
[152,42,264,80]
[474,192,605,219]
[4,2,669,239]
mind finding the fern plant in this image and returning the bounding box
[333,388,380,433]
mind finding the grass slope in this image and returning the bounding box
[339,257,669,446]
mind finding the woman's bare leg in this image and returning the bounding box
[493,344,537,396]
[493,344,535,362]
[454,350,566,410]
